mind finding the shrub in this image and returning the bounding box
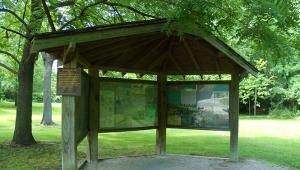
[269,108,300,118]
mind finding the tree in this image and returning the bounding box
[240,59,274,115]
[40,52,54,126]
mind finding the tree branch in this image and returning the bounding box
[0,26,29,39]
[0,8,29,32]
[112,6,125,23]
[58,0,107,30]
[58,1,160,30]
[0,50,20,65]
[42,0,56,32]
[102,2,160,19]
[51,0,76,9]
[0,62,17,75]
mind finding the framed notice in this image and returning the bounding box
[167,83,229,130]
[57,68,81,96]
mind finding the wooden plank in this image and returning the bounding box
[166,80,231,85]
[183,40,201,73]
[63,42,76,64]
[62,59,78,170]
[75,72,89,144]
[99,126,157,133]
[184,29,258,76]
[229,72,239,161]
[77,52,91,68]
[132,37,168,68]
[167,125,229,131]
[99,77,157,84]
[87,68,99,164]
[156,74,167,154]
[31,23,164,53]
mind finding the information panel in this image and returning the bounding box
[167,84,229,130]
[99,80,158,130]
[57,68,81,96]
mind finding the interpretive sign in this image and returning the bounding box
[99,79,158,130]
[167,83,229,130]
[57,68,81,96]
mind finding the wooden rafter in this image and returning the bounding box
[183,40,201,73]
[131,37,168,68]
[89,36,159,63]
[63,42,76,64]
[147,49,169,71]
[77,52,91,68]
[215,52,223,78]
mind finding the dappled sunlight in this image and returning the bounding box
[240,119,300,139]
[1,102,300,169]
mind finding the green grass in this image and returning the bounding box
[0,102,300,169]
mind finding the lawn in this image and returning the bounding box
[0,102,300,169]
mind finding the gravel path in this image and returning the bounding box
[82,155,294,170]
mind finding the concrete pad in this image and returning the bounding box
[82,155,294,170]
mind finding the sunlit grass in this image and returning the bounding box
[0,102,300,169]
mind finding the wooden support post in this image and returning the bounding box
[156,73,167,154]
[229,72,239,161]
[87,68,99,166]
[62,60,78,170]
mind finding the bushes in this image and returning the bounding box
[32,92,61,103]
[269,108,300,118]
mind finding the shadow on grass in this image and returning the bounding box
[0,142,61,170]
[0,132,299,169]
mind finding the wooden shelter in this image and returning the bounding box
[32,19,258,170]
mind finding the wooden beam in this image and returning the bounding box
[229,72,240,161]
[77,52,91,68]
[62,59,78,170]
[184,29,258,76]
[87,36,159,62]
[183,40,201,73]
[87,68,99,166]
[132,37,168,68]
[31,22,164,53]
[147,50,169,71]
[63,42,76,64]
[156,74,167,154]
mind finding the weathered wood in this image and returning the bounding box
[87,68,99,164]
[99,126,157,133]
[183,40,201,73]
[132,37,168,68]
[99,77,157,84]
[156,74,167,154]
[63,42,76,64]
[75,72,89,144]
[166,80,231,85]
[31,21,165,53]
[62,59,78,170]
[229,72,239,161]
[184,28,258,76]
[77,52,91,68]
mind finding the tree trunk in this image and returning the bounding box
[41,52,54,126]
[254,88,257,116]
[12,40,37,145]
[12,0,43,145]
[248,98,251,116]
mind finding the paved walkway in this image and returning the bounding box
[82,155,293,170]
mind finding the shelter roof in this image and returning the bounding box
[32,19,258,75]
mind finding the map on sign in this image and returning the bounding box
[167,84,229,130]
[99,80,158,130]
[57,68,81,96]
